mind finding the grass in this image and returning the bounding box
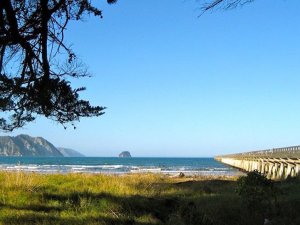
[0,172,299,225]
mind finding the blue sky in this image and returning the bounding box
[3,0,300,157]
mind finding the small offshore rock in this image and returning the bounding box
[119,151,131,158]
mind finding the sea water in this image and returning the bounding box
[0,157,240,176]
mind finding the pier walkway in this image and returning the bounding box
[215,146,300,180]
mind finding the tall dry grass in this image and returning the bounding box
[0,171,298,225]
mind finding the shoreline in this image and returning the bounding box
[0,157,243,180]
[0,165,241,176]
[0,169,244,181]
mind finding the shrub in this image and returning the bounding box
[236,170,278,217]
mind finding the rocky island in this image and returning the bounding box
[119,151,132,158]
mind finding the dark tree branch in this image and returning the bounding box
[0,0,115,131]
[200,0,254,14]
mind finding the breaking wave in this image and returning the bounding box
[0,157,240,175]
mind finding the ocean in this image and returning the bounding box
[0,157,241,176]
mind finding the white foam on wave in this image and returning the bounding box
[130,168,162,173]
[0,162,239,176]
[66,165,125,169]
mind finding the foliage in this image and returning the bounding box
[0,0,118,131]
[0,0,260,131]
[236,170,278,217]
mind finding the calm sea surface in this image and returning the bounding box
[0,157,240,176]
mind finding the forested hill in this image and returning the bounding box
[0,134,63,156]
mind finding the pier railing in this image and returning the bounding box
[216,145,300,159]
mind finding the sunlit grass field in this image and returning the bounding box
[0,172,299,225]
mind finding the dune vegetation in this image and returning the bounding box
[0,172,299,225]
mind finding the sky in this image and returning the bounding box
[2,0,300,157]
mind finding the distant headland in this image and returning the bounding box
[0,134,84,157]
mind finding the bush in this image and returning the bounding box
[236,170,278,217]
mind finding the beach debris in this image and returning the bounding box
[170,172,185,178]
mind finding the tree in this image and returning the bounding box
[0,0,253,131]
[0,0,117,131]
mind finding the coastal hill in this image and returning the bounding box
[0,134,84,157]
[57,147,85,157]
[0,134,62,156]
